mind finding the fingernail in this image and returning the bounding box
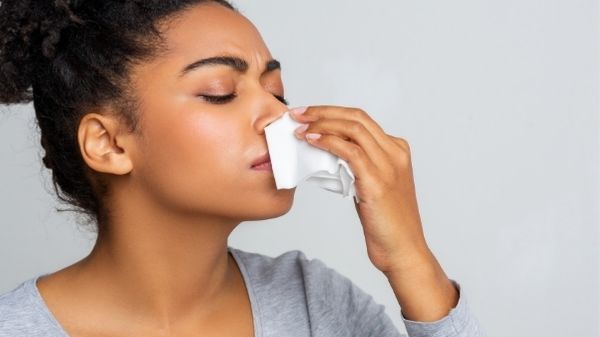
[294,124,309,134]
[306,133,321,141]
[291,106,308,115]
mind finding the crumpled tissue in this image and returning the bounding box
[264,110,360,203]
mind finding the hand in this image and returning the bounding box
[289,105,431,274]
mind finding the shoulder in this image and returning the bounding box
[229,246,344,290]
[0,277,60,337]
[229,246,308,272]
[231,247,373,302]
[229,247,401,336]
[0,279,36,323]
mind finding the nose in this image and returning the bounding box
[253,93,290,135]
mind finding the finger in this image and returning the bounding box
[296,118,392,173]
[290,105,396,152]
[305,133,379,187]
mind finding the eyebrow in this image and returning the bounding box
[179,56,281,77]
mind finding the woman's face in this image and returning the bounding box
[125,3,295,221]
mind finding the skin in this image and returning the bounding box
[36,2,458,337]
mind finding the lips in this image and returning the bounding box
[250,152,271,168]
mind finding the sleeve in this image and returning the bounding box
[298,251,486,337]
[401,279,487,337]
[299,253,404,337]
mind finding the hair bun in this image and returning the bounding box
[40,0,84,59]
[0,0,84,103]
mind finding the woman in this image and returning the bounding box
[0,1,485,336]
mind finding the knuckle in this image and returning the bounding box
[394,136,410,149]
[348,121,364,134]
[349,107,365,118]
[347,144,362,160]
[394,136,406,144]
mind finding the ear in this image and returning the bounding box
[77,113,134,175]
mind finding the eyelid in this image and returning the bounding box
[199,93,289,105]
[200,93,237,104]
[198,92,290,105]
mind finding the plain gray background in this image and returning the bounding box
[1,1,598,336]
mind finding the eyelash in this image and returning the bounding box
[201,93,289,105]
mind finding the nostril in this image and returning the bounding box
[266,111,286,127]
[256,109,287,134]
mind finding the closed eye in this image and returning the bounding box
[201,93,237,104]
[200,93,289,105]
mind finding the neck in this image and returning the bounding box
[74,188,242,327]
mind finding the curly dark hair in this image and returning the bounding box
[0,0,237,231]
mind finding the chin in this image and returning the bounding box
[242,187,296,221]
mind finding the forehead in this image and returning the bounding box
[158,3,272,67]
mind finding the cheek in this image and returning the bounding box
[130,102,295,219]
[135,111,246,208]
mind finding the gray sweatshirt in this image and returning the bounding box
[0,246,486,336]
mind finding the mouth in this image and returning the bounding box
[250,152,271,170]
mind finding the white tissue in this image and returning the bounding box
[264,110,360,203]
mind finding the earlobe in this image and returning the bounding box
[78,113,134,176]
